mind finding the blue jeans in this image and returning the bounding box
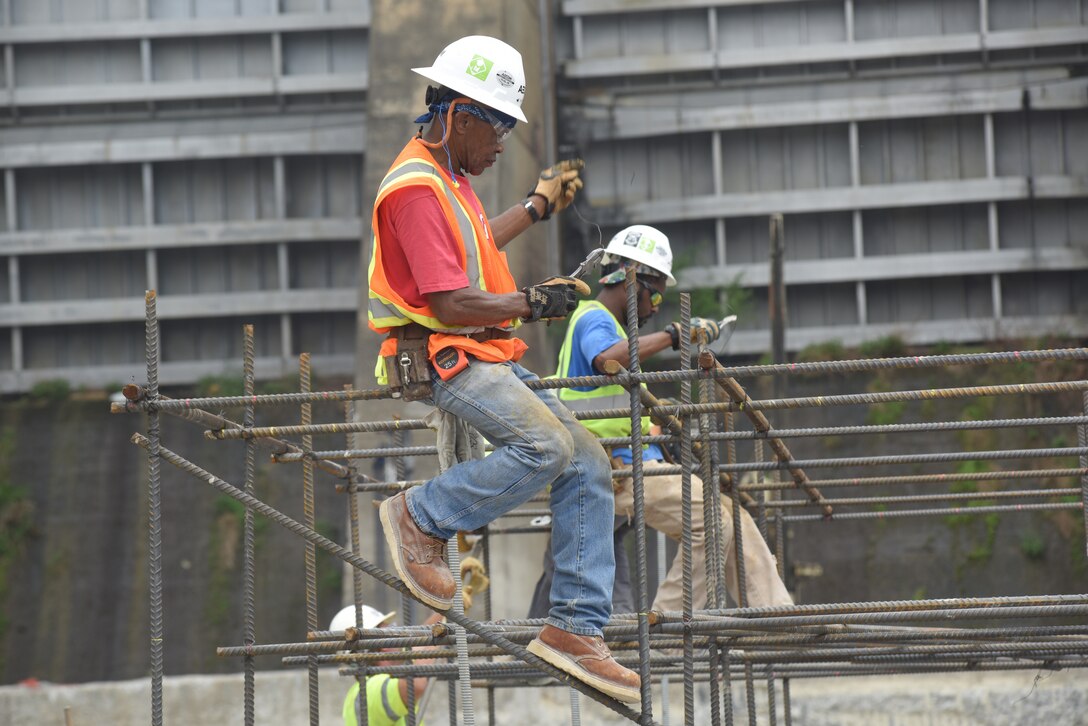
[405,358,616,637]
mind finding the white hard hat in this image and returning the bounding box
[602,225,676,286]
[329,605,396,632]
[412,36,527,123]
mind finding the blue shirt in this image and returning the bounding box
[567,307,664,464]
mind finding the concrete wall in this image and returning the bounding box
[2,668,1085,725]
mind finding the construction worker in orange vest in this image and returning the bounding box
[366,36,640,703]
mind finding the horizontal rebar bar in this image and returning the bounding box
[764,488,1079,508]
[271,414,1088,466]
[574,380,1088,422]
[745,468,1088,491]
[117,349,1088,416]
[182,379,1088,442]
[609,415,1088,444]
[783,501,1081,521]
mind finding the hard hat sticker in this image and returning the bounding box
[466,55,494,81]
[495,70,515,87]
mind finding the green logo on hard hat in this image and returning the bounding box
[466,55,493,81]
[639,237,657,253]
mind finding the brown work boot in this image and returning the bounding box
[379,492,454,611]
[527,624,641,703]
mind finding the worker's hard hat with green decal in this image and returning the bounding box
[412,36,527,123]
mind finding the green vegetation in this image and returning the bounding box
[865,378,906,426]
[1019,531,1046,560]
[28,379,71,403]
[315,519,343,602]
[859,335,907,359]
[196,375,245,398]
[0,424,34,657]
[667,250,753,321]
[797,340,847,363]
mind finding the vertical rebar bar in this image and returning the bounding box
[446,535,475,726]
[145,291,164,726]
[679,294,695,726]
[344,385,371,724]
[482,526,495,726]
[624,262,655,723]
[1080,391,1088,558]
[777,507,792,726]
[358,663,369,726]
[300,353,319,726]
[755,442,778,726]
[569,687,583,726]
[699,377,725,726]
[782,678,792,726]
[657,531,670,726]
[727,411,757,726]
[242,325,257,726]
[391,425,418,725]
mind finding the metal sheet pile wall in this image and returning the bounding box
[0,0,369,392]
[557,0,1088,356]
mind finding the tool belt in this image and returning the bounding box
[385,324,512,402]
[385,323,433,402]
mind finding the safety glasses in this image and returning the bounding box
[472,104,516,143]
[637,279,664,307]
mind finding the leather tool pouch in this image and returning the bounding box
[384,324,433,402]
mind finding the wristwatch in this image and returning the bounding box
[522,197,541,223]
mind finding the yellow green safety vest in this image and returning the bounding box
[342,674,422,726]
[555,300,650,441]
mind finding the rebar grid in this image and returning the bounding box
[118,296,1088,725]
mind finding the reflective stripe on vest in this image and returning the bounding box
[367,139,516,335]
[555,300,650,440]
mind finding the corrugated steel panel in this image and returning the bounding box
[560,0,1088,354]
[867,277,993,324]
[285,156,362,219]
[20,251,146,303]
[23,321,144,369]
[863,205,990,256]
[153,158,276,224]
[158,245,280,296]
[1003,271,1088,316]
[162,315,282,363]
[290,240,359,290]
[292,312,356,356]
[17,164,144,231]
[0,2,367,386]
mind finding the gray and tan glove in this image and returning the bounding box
[664,317,722,349]
[529,159,585,220]
[522,276,591,322]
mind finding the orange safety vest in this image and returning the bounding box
[367,139,527,384]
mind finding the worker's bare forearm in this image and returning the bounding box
[490,197,545,249]
[593,332,674,371]
[427,287,530,327]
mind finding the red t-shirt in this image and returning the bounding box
[376,174,490,309]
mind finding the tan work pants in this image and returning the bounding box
[614,472,793,611]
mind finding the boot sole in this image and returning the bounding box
[526,638,640,703]
[379,497,452,611]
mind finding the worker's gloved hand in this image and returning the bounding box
[460,556,489,613]
[664,318,722,349]
[530,159,585,220]
[690,317,721,345]
[522,276,591,322]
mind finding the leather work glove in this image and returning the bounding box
[522,276,591,322]
[664,317,722,349]
[459,556,489,613]
[530,159,585,220]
